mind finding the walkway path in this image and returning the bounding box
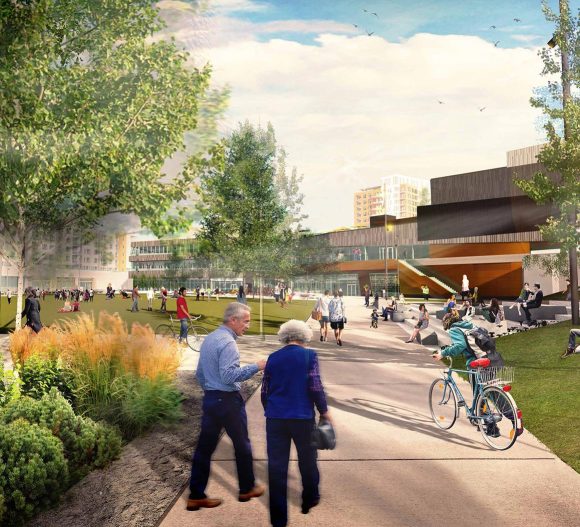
[160,296,580,527]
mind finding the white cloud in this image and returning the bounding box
[208,0,268,14]
[511,34,545,44]
[163,12,547,232]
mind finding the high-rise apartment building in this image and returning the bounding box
[381,175,430,220]
[353,186,384,228]
[354,176,430,227]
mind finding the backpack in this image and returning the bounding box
[459,326,505,367]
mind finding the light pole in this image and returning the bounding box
[382,177,389,299]
[548,1,579,324]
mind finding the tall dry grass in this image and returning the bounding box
[10,312,181,379]
[9,312,184,439]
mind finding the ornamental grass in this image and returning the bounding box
[8,312,183,439]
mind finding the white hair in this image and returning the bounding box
[223,302,251,323]
[278,319,313,345]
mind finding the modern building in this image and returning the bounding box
[381,174,430,220]
[297,145,572,298]
[353,185,384,228]
[354,176,430,228]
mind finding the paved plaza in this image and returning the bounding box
[160,296,580,527]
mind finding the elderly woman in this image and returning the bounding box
[261,319,331,527]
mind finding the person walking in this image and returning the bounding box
[421,284,429,301]
[160,287,168,313]
[461,274,470,301]
[176,287,192,345]
[237,284,246,305]
[187,302,266,511]
[6,289,11,305]
[89,288,94,302]
[261,319,331,527]
[146,287,154,311]
[131,286,140,312]
[21,287,42,333]
[315,290,331,342]
[328,290,346,346]
[364,286,370,308]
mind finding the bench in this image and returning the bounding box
[503,305,567,322]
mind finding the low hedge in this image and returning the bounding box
[0,419,68,526]
[1,389,122,483]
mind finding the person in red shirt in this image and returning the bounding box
[177,286,192,344]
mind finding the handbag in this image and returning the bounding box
[311,308,322,321]
[303,349,336,450]
[311,417,336,450]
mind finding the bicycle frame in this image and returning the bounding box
[436,358,486,422]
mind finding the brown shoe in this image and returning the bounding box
[239,484,265,502]
[186,497,222,511]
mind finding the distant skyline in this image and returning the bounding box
[158,0,574,232]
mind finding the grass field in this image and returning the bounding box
[447,320,580,472]
[0,294,315,336]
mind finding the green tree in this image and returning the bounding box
[0,0,217,328]
[515,0,579,322]
[196,121,305,279]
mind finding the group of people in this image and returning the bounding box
[188,302,329,527]
[313,289,346,346]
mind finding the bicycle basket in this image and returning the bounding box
[478,366,514,386]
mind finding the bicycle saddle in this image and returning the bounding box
[471,358,491,368]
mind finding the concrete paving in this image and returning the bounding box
[160,296,580,527]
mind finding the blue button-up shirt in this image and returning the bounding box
[196,325,259,392]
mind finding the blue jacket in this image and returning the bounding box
[441,320,477,367]
[261,345,327,419]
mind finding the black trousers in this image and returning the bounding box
[189,391,255,498]
[522,301,540,323]
[267,418,319,527]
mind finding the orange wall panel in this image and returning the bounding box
[428,243,529,258]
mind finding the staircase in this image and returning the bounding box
[399,260,457,296]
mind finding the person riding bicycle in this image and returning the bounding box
[432,310,500,437]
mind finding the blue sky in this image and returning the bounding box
[158,0,576,232]
[215,0,561,47]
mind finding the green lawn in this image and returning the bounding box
[0,295,314,336]
[448,321,580,472]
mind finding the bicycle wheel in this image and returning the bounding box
[428,378,457,430]
[476,386,518,450]
[187,325,209,352]
[155,324,176,341]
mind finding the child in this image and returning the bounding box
[370,308,379,328]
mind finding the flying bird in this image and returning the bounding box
[514,18,521,22]
[438,100,444,105]
[353,24,359,28]
[371,12,379,18]
[479,107,486,112]
[366,30,375,36]
[493,40,500,47]
[489,25,496,29]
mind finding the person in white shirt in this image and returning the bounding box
[147,287,154,311]
[461,274,470,301]
[315,290,331,342]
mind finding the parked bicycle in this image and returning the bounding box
[155,314,209,352]
[428,353,523,450]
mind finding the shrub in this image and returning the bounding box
[0,361,20,407]
[19,355,76,404]
[0,419,68,526]
[0,389,122,483]
[9,313,183,439]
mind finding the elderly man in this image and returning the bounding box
[187,302,267,511]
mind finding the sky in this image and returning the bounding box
[156,0,577,233]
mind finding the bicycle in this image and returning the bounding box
[428,353,523,450]
[155,314,209,352]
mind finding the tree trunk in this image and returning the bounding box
[15,266,24,331]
